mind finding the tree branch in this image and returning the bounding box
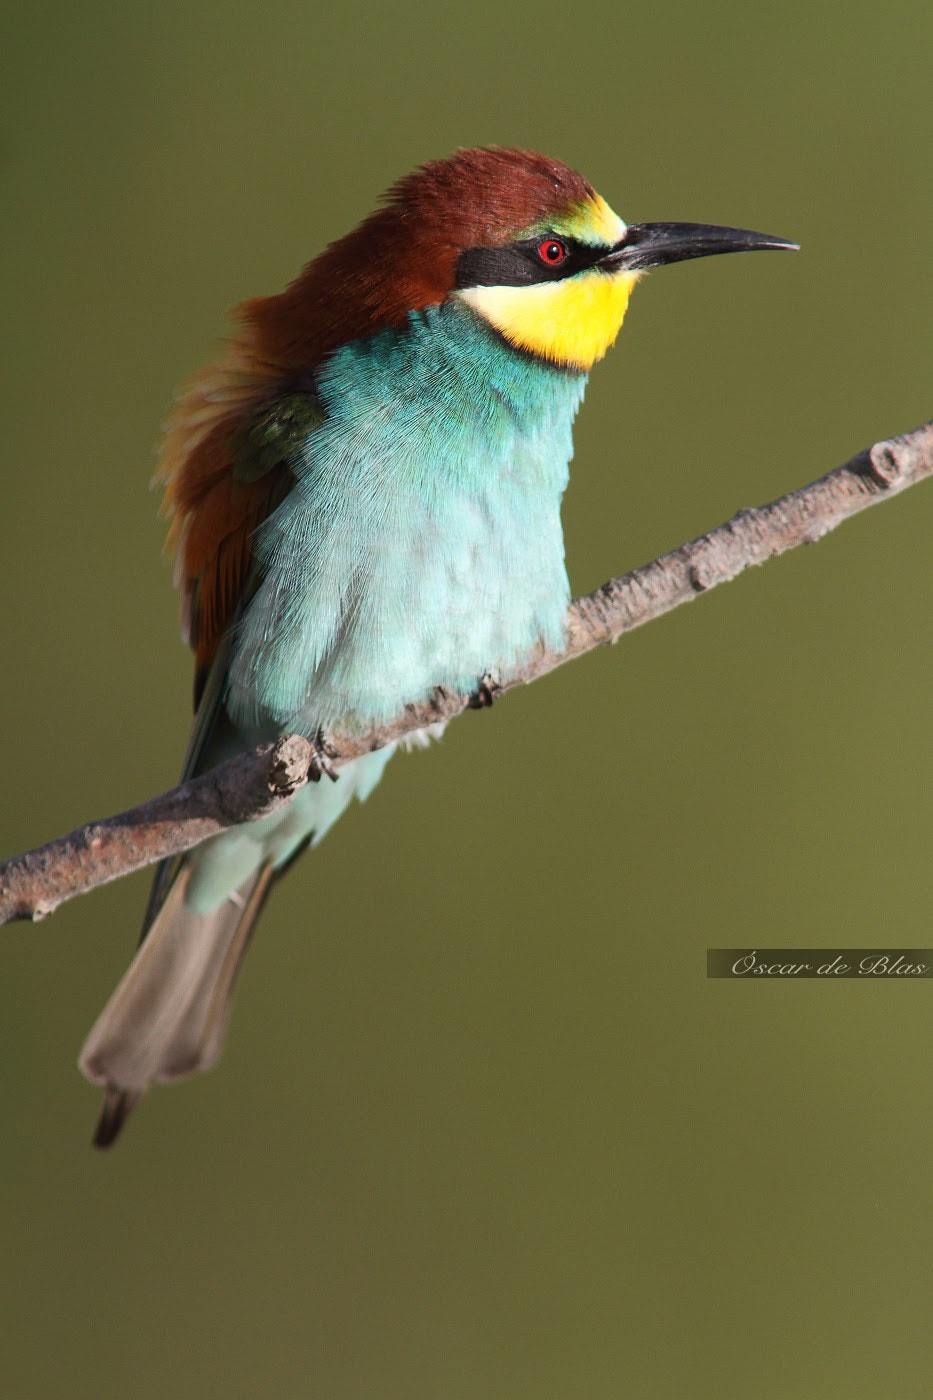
[2,419,930,925]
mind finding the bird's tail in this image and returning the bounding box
[79,861,275,1148]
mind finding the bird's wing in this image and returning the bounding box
[141,361,325,932]
[157,341,325,700]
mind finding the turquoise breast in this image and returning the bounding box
[227,300,589,733]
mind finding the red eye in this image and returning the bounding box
[537,239,567,266]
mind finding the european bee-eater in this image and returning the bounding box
[80,147,795,1145]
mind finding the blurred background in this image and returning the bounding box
[2,2,931,1397]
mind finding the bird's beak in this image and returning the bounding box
[600,222,799,273]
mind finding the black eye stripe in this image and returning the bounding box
[456,235,608,290]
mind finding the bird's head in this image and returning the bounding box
[246,147,797,374]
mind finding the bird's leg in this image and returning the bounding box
[468,671,502,709]
[308,728,340,783]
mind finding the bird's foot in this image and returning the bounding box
[468,672,502,709]
[308,728,340,783]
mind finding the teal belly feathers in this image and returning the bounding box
[230,301,587,730]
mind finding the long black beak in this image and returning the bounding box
[601,222,798,272]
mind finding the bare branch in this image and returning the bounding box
[0,736,315,923]
[1,419,930,925]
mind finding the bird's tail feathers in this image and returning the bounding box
[80,862,275,1148]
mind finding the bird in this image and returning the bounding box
[79,146,796,1146]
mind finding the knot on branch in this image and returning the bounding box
[868,439,906,487]
[865,423,933,487]
[268,735,315,794]
[687,546,717,592]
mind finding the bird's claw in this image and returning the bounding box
[308,729,339,783]
[468,672,502,709]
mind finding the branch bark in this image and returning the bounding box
[2,419,930,925]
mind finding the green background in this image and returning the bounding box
[2,2,931,1397]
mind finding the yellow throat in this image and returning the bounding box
[458,266,639,371]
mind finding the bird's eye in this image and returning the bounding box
[537,239,567,266]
